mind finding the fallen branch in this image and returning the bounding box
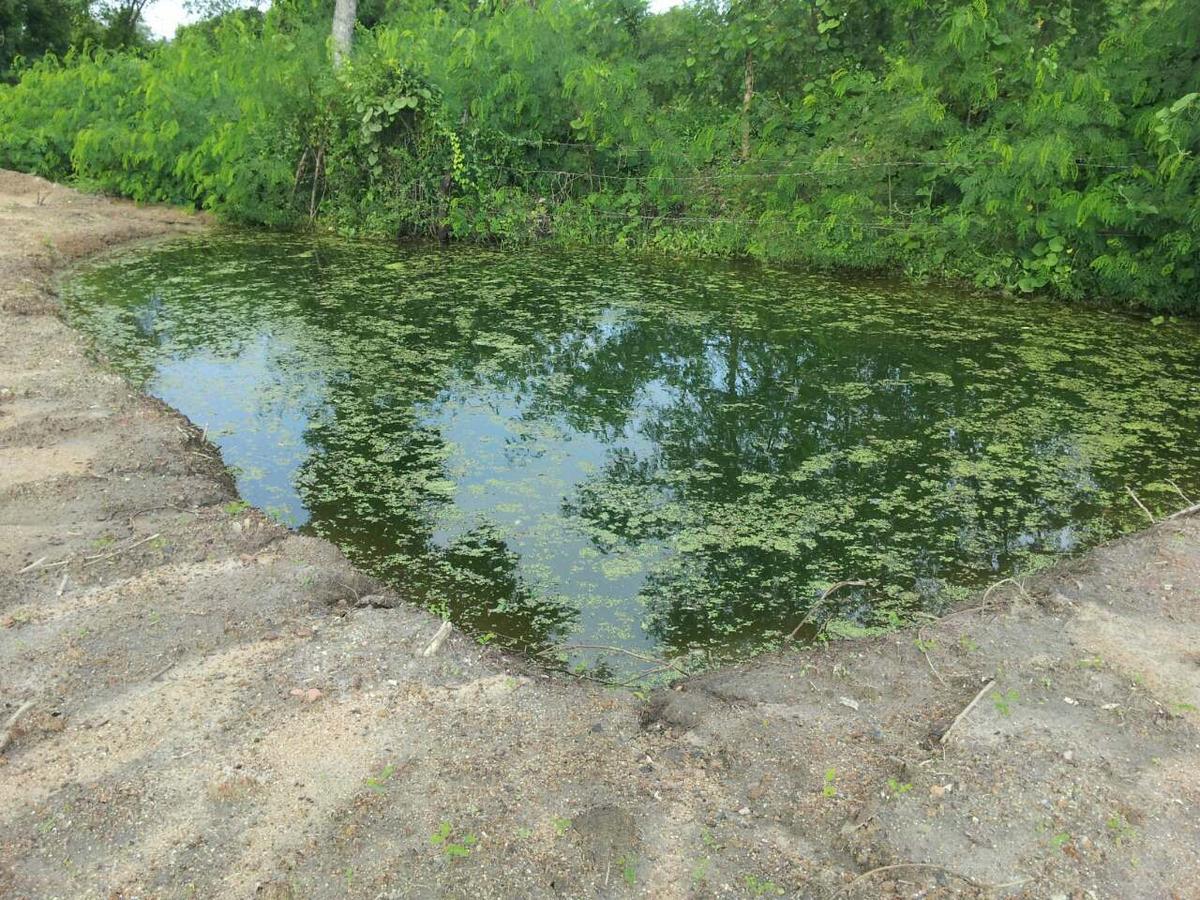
[148,660,176,682]
[83,532,161,567]
[1166,479,1193,506]
[980,575,1030,608]
[916,627,948,687]
[1165,500,1200,521]
[836,861,1023,896]
[0,700,35,754]
[939,678,996,745]
[786,580,868,641]
[543,643,686,675]
[421,620,454,657]
[16,557,47,575]
[1125,485,1156,523]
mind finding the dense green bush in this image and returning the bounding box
[1,0,1197,311]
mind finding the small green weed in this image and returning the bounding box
[822,768,837,798]
[992,688,1019,717]
[1106,814,1138,847]
[618,855,637,886]
[364,763,396,792]
[745,874,784,896]
[430,821,476,859]
[887,777,912,796]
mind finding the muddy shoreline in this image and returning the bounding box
[2,170,1198,899]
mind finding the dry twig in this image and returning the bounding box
[1165,500,1200,521]
[0,700,35,754]
[916,627,948,686]
[1125,485,1156,523]
[421,620,454,657]
[16,557,47,575]
[836,861,1023,896]
[544,643,686,675]
[940,678,996,745]
[785,579,868,640]
[83,532,161,566]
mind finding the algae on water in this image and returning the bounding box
[63,234,1200,675]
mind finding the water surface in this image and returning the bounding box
[63,235,1200,675]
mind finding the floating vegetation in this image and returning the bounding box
[63,234,1200,677]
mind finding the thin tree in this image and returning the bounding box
[331,0,354,67]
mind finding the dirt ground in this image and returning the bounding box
[1,169,1198,900]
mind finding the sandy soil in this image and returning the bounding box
[1,170,1198,899]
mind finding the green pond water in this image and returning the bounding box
[63,234,1200,677]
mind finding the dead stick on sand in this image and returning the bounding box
[422,620,454,657]
[16,557,47,575]
[83,533,161,566]
[917,626,948,686]
[0,700,35,754]
[940,678,996,745]
[836,861,1024,897]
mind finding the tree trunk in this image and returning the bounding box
[332,0,356,68]
[741,49,754,161]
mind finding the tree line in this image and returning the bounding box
[1,0,1197,311]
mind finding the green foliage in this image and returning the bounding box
[993,687,1020,716]
[822,767,837,797]
[2,0,1198,310]
[430,821,476,859]
[1,0,77,80]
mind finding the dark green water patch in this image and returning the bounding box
[62,235,1200,677]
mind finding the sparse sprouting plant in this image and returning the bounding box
[618,855,637,886]
[364,763,396,792]
[992,688,1020,717]
[1106,813,1139,846]
[822,768,837,798]
[886,777,912,797]
[745,874,784,896]
[430,821,477,859]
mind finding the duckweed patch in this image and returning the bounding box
[63,235,1200,677]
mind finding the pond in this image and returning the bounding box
[63,234,1200,678]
